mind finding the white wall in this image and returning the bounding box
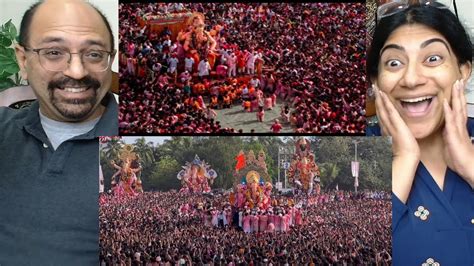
[446,0,474,109]
[453,0,474,38]
[0,0,118,73]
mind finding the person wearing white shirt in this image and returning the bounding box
[184,55,195,73]
[198,58,211,79]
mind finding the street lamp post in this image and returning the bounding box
[278,147,281,186]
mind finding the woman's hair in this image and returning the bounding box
[367,4,472,79]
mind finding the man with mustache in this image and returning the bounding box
[0,0,117,264]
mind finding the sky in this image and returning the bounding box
[121,137,170,145]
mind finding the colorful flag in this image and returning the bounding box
[235,152,246,171]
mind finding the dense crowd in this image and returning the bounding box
[118,3,366,134]
[99,191,391,265]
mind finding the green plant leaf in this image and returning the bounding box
[0,70,12,80]
[4,20,17,41]
[4,46,16,58]
[0,63,20,75]
[0,78,16,91]
[0,20,21,90]
[0,46,17,58]
[0,49,19,74]
[0,34,12,47]
[0,21,7,32]
[2,63,20,74]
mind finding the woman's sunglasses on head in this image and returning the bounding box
[377,0,457,22]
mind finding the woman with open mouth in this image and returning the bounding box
[367,0,474,265]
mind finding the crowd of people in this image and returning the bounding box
[99,191,391,265]
[118,3,366,133]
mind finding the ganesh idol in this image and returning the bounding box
[180,14,217,69]
[177,155,217,193]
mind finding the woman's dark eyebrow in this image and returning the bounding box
[380,38,451,57]
[380,44,404,56]
[420,38,451,55]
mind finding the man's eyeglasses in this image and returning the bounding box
[24,47,115,72]
[377,0,457,22]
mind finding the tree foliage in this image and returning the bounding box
[100,137,392,192]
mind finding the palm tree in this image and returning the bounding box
[133,137,155,167]
[103,138,124,163]
[319,162,340,190]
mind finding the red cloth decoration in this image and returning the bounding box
[235,153,246,171]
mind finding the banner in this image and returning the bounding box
[351,161,359,188]
[351,161,359,178]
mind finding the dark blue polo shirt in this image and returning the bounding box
[367,118,474,265]
[0,93,117,265]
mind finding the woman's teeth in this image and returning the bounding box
[400,96,433,103]
[400,96,434,114]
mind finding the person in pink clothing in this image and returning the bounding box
[259,211,268,232]
[270,93,277,107]
[295,208,303,226]
[256,107,265,122]
[242,213,251,233]
[282,213,290,232]
[274,213,282,232]
[255,88,264,100]
[250,213,259,233]
[266,222,275,233]
[267,208,275,226]
[211,209,219,227]
[270,119,282,133]
[216,64,228,78]
[264,97,273,110]
[196,95,207,110]
[250,98,258,112]
[287,207,294,227]
[225,207,232,227]
[127,42,135,57]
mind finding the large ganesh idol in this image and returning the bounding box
[178,13,217,69]
[110,144,143,197]
[288,138,321,195]
[177,155,217,193]
[233,150,273,210]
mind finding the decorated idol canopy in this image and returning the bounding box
[288,138,321,195]
[110,144,143,197]
[177,155,217,193]
[233,150,273,210]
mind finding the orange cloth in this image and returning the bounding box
[235,153,246,171]
[223,95,231,105]
[229,192,235,206]
[219,85,227,95]
[193,83,205,95]
[249,87,255,96]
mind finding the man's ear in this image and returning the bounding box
[110,49,117,65]
[15,45,28,80]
